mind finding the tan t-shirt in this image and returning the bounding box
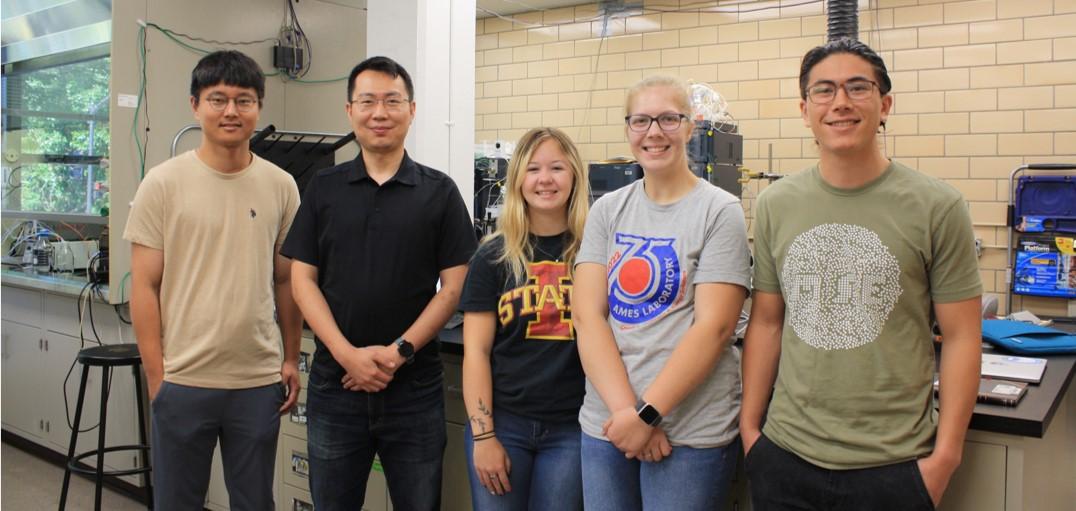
[124,150,300,389]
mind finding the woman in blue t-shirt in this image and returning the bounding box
[459,127,591,510]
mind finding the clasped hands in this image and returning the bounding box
[338,344,405,392]
[603,406,672,463]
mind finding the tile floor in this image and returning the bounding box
[1,442,147,511]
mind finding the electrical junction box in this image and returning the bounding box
[52,240,99,272]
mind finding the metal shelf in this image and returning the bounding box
[1,210,108,225]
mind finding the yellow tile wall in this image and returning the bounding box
[476,0,1076,314]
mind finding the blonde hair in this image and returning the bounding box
[486,127,590,283]
[624,75,692,116]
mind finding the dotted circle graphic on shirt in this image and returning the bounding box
[781,223,903,350]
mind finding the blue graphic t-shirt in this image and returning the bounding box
[576,178,752,448]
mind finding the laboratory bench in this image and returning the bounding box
[3,269,1073,510]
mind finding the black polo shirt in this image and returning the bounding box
[281,151,476,382]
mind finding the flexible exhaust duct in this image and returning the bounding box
[827,0,859,41]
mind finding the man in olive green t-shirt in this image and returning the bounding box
[740,39,982,511]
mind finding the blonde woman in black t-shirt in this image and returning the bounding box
[459,127,590,510]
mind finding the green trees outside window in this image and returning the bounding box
[3,55,111,216]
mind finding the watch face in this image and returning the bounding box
[396,339,414,358]
[638,404,661,426]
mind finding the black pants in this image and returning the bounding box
[745,433,935,511]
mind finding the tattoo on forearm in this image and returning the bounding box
[469,398,494,434]
[469,416,488,433]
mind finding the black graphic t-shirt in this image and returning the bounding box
[459,233,584,423]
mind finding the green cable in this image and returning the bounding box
[146,23,210,54]
[132,25,147,179]
[290,76,348,83]
[120,271,131,303]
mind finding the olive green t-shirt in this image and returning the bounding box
[753,160,981,469]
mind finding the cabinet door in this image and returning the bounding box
[1,320,45,437]
[938,440,1006,511]
[1,285,42,327]
[442,422,471,511]
[45,333,144,484]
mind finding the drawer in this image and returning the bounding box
[442,353,467,426]
[279,483,313,511]
[44,292,123,341]
[366,457,390,511]
[281,389,308,440]
[1,285,41,327]
[281,434,310,490]
[298,336,316,389]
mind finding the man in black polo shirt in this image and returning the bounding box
[282,56,476,511]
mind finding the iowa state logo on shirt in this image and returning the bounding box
[497,261,573,341]
[607,233,682,325]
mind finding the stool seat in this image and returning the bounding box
[77,343,142,366]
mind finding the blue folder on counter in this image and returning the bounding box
[982,320,1076,355]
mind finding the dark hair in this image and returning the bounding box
[347,56,414,101]
[190,50,265,103]
[799,38,892,100]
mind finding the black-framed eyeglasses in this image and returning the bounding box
[349,94,411,112]
[205,94,258,113]
[625,113,688,133]
[806,79,879,104]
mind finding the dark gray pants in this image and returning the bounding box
[745,433,935,511]
[151,382,283,511]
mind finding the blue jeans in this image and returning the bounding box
[305,368,446,511]
[464,409,583,511]
[581,432,739,511]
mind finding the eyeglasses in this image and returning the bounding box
[350,95,411,112]
[806,79,879,104]
[204,95,258,113]
[625,113,688,132]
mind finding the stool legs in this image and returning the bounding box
[58,364,91,511]
[93,366,111,511]
[132,364,153,509]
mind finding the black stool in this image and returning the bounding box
[59,343,153,510]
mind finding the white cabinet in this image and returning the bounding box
[271,335,393,511]
[938,440,1007,511]
[1,285,144,487]
[2,319,49,437]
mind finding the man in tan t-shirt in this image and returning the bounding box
[125,50,302,511]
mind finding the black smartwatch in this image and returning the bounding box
[635,400,662,427]
[394,337,415,364]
